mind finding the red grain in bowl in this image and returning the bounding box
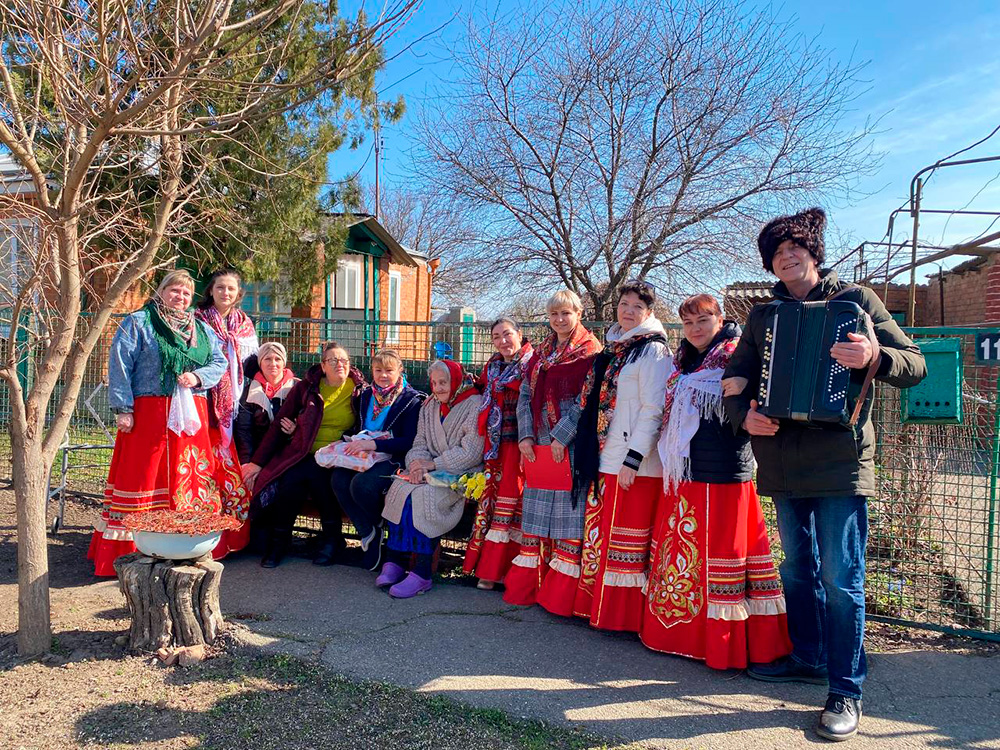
[122,509,241,535]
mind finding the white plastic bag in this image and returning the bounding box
[167,385,202,436]
[314,440,391,471]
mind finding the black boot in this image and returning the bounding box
[816,693,862,742]
[747,655,828,685]
[313,539,344,566]
[261,543,285,568]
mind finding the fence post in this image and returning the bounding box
[985,369,1000,625]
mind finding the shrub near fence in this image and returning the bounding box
[1,314,998,640]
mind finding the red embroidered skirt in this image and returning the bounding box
[640,480,792,670]
[207,424,251,559]
[87,395,223,577]
[574,473,660,632]
[463,441,523,582]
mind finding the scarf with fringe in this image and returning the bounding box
[197,306,257,428]
[527,325,602,432]
[657,336,738,491]
[477,342,534,461]
[145,300,212,395]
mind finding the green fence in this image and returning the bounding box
[1,315,998,640]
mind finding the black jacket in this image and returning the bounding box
[356,385,426,464]
[723,270,927,499]
[676,323,754,484]
[234,377,296,464]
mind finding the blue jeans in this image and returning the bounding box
[773,495,868,700]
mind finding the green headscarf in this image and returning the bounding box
[144,300,213,393]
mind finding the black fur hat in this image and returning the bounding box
[757,207,826,273]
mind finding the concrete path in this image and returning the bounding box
[221,556,1000,749]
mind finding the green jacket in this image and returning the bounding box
[722,270,927,499]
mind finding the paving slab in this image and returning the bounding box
[222,555,1000,749]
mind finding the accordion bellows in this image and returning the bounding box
[757,300,865,427]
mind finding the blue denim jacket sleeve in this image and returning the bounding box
[107,313,141,414]
[193,325,227,390]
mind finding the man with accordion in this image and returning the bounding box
[723,207,927,742]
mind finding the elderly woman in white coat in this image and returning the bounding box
[572,279,673,631]
[377,359,484,599]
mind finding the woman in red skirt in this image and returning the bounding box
[88,269,229,576]
[463,318,534,590]
[640,294,791,669]
[196,269,258,557]
[572,280,672,631]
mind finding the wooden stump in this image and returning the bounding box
[114,552,226,652]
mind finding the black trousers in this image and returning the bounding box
[262,456,344,549]
[329,460,397,539]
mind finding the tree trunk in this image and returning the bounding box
[12,438,52,656]
[114,554,226,651]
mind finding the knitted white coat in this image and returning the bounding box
[382,394,484,538]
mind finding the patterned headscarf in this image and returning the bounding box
[196,306,257,428]
[428,359,478,418]
[526,324,602,432]
[478,342,534,460]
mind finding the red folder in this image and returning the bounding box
[523,445,573,491]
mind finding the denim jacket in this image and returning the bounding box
[107,310,228,414]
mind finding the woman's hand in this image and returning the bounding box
[618,466,637,491]
[518,438,536,463]
[280,417,296,435]
[176,372,200,388]
[721,376,748,397]
[408,466,427,484]
[116,413,134,433]
[242,462,262,490]
[344,439,377,456]
[410,458,435,472]
[550,440,566,464]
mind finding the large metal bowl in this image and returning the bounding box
[132,530,222,560]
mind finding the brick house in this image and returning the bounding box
[242,213,437,360]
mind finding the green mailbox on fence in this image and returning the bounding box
[900,337,963,424]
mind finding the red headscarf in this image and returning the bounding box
[430,359,478,417]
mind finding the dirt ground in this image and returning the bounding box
[1,491,998,750]
[0,492,608,750]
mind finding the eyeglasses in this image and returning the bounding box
[323,356,350,366]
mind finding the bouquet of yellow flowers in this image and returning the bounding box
[425,469,488,501]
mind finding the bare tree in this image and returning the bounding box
[370,182,487,305]
[0,0,418,655]
[417,0,877,319]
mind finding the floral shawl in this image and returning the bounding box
[527,325,602,432]
[477,342,534,461]
[196,306,257,428]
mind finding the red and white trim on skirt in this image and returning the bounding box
[574,473,661,632]
[463,441,523,582]
[639,479,792,670]
[88,395,223,577]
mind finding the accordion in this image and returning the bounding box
[757,299,867,426]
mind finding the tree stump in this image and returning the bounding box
[114,552,226,652]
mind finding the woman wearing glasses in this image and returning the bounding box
[572,280,672,631]
[242,341,366,568]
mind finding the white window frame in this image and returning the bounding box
[334,256,362,310]
[386,270,402,344]
[240,281,291,333]
[0,218,39,305]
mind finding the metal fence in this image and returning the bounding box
[1,314,998,640]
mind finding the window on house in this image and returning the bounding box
[386,271,402,343]
[241,282,291,334]
[0,219,39,307]
[334,256,362,309]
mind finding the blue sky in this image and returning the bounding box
[332,0,1000,283]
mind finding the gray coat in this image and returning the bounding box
[383,394,485,539]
